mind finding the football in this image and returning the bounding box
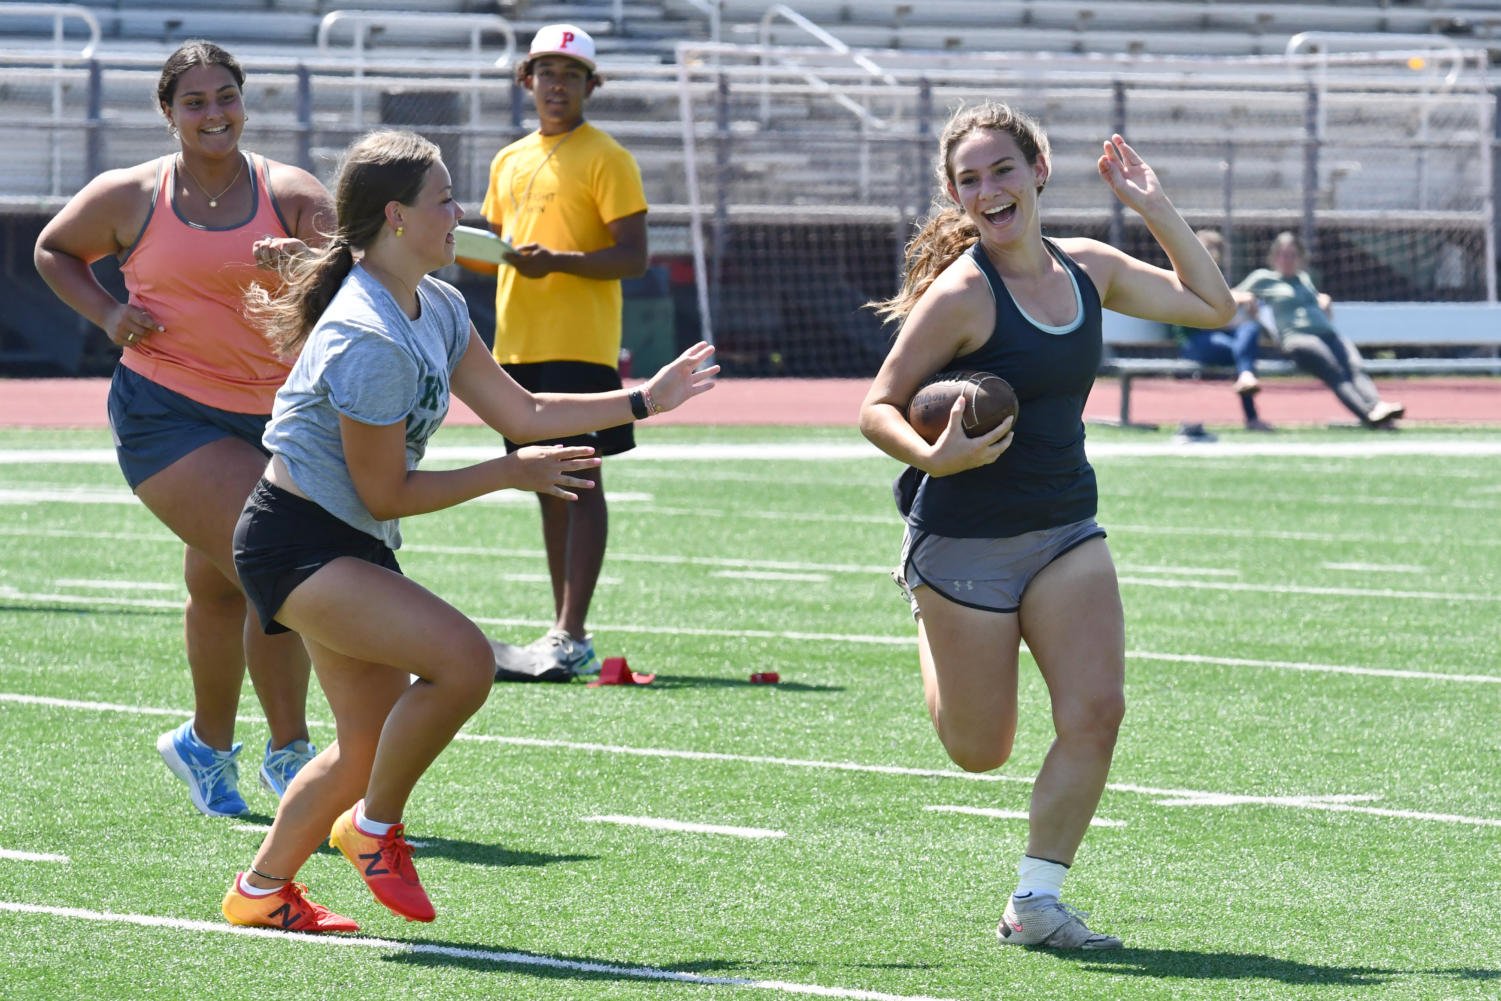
[905,370,1018,445]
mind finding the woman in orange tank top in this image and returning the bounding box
[34,40,334,819]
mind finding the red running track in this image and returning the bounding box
[2,374,1499,429]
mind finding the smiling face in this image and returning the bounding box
[945,128,1049,245]
[162,62,243,158]
[393,160,464,272]
[526,55,594,134]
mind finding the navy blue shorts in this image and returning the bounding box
[107,366,270,490]
[233,478,402,635]
[501,360,635,457]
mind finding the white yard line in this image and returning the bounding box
[0,849,68,863]
[710,570,831,582]
[583,815,786,839]
[2,692,1497,827]
[0,590,1493,681]
[1321,562,1427,574]
[52,579,179,591]
[0,901,957,1001]
[924,806,1125,828]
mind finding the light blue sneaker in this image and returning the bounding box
[156,721,247,817]
[258,738,317,797]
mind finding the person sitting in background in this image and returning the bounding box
[1167,229,1274,432]
[1236,232,1404,428]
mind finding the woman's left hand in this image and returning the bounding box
[1097,134,1167,215]
[644,341,719,413]
[252,235,310,269]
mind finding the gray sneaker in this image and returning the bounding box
[997,895,1122,950]
[526,629,602,676]
[491,638,573,683]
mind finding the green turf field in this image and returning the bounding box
[1,423,1498,1001]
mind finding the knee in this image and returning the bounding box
[1056,689,1126,748]
[446,629,496,714]
[938,727,1014,774]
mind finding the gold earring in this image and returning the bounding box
[395,225,404,237]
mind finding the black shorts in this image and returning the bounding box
[501,360,635,457]
[233,478,402,635]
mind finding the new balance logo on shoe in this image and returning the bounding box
[270,901,303,929]
[362,851,389,877]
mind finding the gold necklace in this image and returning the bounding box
[177,153,244,208]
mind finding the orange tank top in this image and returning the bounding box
[118,153,294,414]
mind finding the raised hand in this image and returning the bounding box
[643,341,719,413]
[508,444,600,500]
[1096,134,1167,215]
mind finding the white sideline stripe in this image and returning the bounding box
[1111,522,1501,548]
[1128,650,1501,685]
[406,543,893,575]
[1321,561,1427,574]
[2,692,1498,827]
[0,487,135,504]
[8,562,1495,608]
[0,901,956,1001]
[52,579,179,592]
[924,806,1125,828]
[0,594,1493,682]
[710,570,830,582]
[1117,575,1500,603]
[0,849,68,863]
[583,815,786,839]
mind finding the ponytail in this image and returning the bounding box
[245,239,356,356]
[868,206,978,327]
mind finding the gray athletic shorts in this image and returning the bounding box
[893,518,1106,617]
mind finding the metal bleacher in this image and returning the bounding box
[1,1,1497,372]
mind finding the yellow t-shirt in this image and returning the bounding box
[480,123,647,367]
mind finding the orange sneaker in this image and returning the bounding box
[329,806,436,922]
[221,874,359,933]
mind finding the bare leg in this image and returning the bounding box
[1017,538,1126,865]
[911,587,1021,773]
[135,437,310,750]
[536,464,607,638]
[272,558,493,823]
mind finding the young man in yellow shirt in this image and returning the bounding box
[480,24,649,678]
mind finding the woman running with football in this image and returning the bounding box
[859,102,1233,950]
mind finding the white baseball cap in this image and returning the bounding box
[526,24,596,73]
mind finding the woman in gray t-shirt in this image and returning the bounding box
[222,129,718,932]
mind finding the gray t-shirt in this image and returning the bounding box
[263,264,471,548]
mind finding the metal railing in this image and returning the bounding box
[317,11,516,127]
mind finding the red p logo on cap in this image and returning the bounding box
[562,31,575,47]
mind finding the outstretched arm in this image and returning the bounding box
[450,326,717,442]
[1065,135,1234,329]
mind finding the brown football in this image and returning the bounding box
[906,370,1018,445]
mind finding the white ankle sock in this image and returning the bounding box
[237,873,279,898]
[354,799,396,836]
[1012,854,1068,901]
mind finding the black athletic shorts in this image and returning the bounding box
[233,478,402,635]
[501,360,635,457]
